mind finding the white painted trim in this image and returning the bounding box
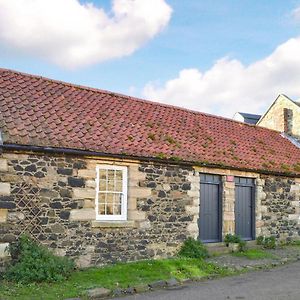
[95,165,128,221]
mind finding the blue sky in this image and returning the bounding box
[1,0,300,117]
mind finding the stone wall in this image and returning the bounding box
[1,151,300,269]
[258,175,300,240]
[0,152,196,268]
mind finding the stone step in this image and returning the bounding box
[206,240,259,255]
[206,242,231,255]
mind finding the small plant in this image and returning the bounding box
[148,133,156,141]
[146,121,154,128]
[127,135,134,141]
[256,235,276,249]
[178,238,209,259]
[293,163,300,172]
[224,234,246,252]
[281,164,290,171]
[238,240,247,252]
[4,235,75,283]
[224,234,241,246]
[164,135,176,144]
[263,236,276,249]
[256,236,264,245]
[155,152,167,159]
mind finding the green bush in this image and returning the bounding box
[262,236,276,249]
[4,235,75,283]
[178,237,209,259]
[256,236,264,245]
[224,234,247,252]
[238,240,247,252]
[256,236,276,249]
[224,234,241,246]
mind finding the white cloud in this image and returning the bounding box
[292,6,300,22]
[143,36,300,117]
[0,0,172,68]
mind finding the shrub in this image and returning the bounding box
[4,235,75,283]
[256,236,264,245]
[238,240,247,252]
[224,234,241,246]
[224,234,247,252]
[178,237,209,259]
[256,236,276,249]
[262,236,276,249]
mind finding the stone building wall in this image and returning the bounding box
[0,152,197,268]
[1,151,300,269]
[258,94,300,138]
[258,176,300,240]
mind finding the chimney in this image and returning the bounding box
[283,108,293,135]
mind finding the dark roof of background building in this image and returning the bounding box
[1,68,300,175]
[237,112,261,125]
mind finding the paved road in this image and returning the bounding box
[116,261,300,300]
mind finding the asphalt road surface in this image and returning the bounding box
[115,261,300,300]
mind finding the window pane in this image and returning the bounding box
[115,193,122,205]
[99,169,107,180]
[99,180,106,191]
[107,193,114,204]
[113,204,122,215]
[106,203,113,215]
[99,204,105,215]
[115,170,123,180]
[107,180,114,191]
[115,180,122,192]
[98,193,106,204]
[107,170,115,181]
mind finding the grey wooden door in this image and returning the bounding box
[199,174,222,243]
[235,177,255,240]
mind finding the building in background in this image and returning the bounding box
[233,112,261,125]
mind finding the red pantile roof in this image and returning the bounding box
[1,68,300,175]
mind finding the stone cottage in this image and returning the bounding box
[1,68,300,268]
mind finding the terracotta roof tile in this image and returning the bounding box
[1,68,300,175]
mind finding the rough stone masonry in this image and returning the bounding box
[0,151,300,269]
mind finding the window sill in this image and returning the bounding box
[91,220,135,228]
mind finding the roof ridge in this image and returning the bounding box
[0,66,271,131]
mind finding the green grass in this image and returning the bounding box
[288,240,300,246]
[232,249,277,260]
[0,258,232,300]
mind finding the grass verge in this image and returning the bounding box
[232,249,277,260]
[0,258,232,300]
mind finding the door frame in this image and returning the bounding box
[234,177,256,241]
[199,174,223,243]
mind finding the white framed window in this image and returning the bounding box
[95,165,128,221]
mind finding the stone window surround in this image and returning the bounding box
[95,165,128,221]
[67,157,152,229]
